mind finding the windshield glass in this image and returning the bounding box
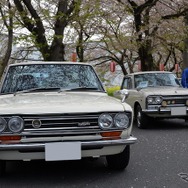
[0,64,104,94]
[134,73,180,88]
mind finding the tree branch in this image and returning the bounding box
[162,9,188,20]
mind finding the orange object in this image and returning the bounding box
[138,60,141,71]
[159,64,164,71]
[0,135,21,143]
[100,131,122,139]
[110,62,116,72]
[71,52,77,62]
[175,64,179,72]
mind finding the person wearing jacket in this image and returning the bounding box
[181,68,188,88]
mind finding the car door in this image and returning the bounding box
[121,75,141,110]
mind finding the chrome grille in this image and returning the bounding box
[1,112,120,136]
[162,96,188,105]
[24,113,102,135]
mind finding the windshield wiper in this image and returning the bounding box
[60,87,100,92]
[14,87,61,96]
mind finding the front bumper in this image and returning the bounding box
[142,106,188,117]
[0,136,137,160]
[0,136,137,151]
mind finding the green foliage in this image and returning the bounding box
[105,86,120,96]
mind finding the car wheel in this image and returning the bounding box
[135,104,150,129]
[106,145,130,170]
[0,160,6,176]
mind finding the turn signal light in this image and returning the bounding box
[0,135,21,143]
[100,131,122,139]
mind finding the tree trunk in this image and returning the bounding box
[0,1,13,77]
[139,42,155,71]
[48,42,65,61]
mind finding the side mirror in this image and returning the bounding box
[114,89,129,102]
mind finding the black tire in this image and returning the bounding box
[0,160,6,176]
[135,104,151,129]
[106,145,130,170]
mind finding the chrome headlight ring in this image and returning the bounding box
[147,97,154,104]
[114,113,130,129]
[0,117,7,133]
[155,96,162,104]
[98,113,113,130]
[8,116,24,133]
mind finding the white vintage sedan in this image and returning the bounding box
[0,61,136,175]
[118,71,188,129]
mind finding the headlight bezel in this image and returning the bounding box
[98,113,113,130]
[8,116,24,133]
[147,96,163,105]
[114,113,130,129]
[98,112,131,130]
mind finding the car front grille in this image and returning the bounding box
[1,112,119,136]
[162,95,188,106]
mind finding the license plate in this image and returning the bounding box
[45,142,81,161]
[171,107,186,115]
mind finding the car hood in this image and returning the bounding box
[0,92,127,114]
[139,86,188,95]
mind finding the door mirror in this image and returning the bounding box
[114,89,129,102]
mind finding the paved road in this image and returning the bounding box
[1,119,188,188]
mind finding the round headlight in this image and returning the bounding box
[155,96,162,104]
[0,117,7,133]
[8,116,24,133]
[114,113,129,129]
[147,97,154,104]
[98,113,113,129]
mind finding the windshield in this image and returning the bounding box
[134,73,180,88]
[0,64,104,94]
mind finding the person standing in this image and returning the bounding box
[181,68,188,88]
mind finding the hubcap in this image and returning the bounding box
[137,109,141,127]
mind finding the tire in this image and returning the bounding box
[106,145,130,170]
[0,160,6,176]
[135,104,150,129]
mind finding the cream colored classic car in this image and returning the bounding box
[0,61,136,175]
[118,71,188,129]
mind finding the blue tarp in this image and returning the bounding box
[181,68,188,88]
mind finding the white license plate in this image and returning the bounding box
[171,107,186,115]
[45,142,81,161]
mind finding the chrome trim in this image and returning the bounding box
[32,119,42,129]
[0,136,137,151]
[143,107,188,114]
[1,112,132,135]
[162,96,188,100]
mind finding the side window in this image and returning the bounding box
[122,77,132,89]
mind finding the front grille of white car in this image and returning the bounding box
[23,113,102,136]
[1,112,127,136]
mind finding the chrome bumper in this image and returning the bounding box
[143,107,188,115]
[0,136,137,151]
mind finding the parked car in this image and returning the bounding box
[116,71,188,129]
[0,61,137,175]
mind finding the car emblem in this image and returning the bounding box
[78,122,90,126]
[32,119,42,129]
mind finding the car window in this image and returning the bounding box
[0,64,104,94]
[134,73,180,88]
[122,77,132,89]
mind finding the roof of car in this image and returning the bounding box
[126,71,173,76]
[8,61,91,67]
